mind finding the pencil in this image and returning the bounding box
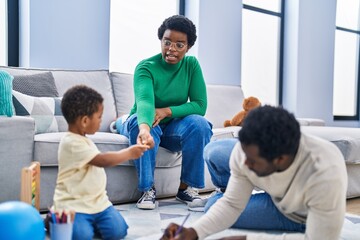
[174,213,191,237]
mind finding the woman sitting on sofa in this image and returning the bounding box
[114,15,213,210]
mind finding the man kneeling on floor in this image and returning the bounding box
[162,105,347,240]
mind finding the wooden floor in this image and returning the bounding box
[347,197,360,215]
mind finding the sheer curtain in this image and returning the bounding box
[109,0,179,74]
[0,0,7,66]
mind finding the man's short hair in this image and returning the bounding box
[61,85,103,124]
[238,105,301,161]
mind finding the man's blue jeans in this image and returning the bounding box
[204,138,306,232]
[72,205,128,240]
[116,114,213,192]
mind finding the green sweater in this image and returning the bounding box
[130,53,207,127]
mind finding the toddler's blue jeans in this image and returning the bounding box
[72,205,128,240]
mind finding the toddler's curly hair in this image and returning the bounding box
[61,85,103,124]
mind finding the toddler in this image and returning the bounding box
[52,85,148,240]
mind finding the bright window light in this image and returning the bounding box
[333,0,360,117]
[336,0,360,30]
[241,8,281,105]
[109,0,179,74]
[333,31,359,116]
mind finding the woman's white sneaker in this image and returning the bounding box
[187,188,223,212]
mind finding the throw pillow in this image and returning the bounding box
[12,90,68,134]
[12,72,59,97]
[0,70,14,117]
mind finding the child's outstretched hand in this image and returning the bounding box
[128,144,149,159]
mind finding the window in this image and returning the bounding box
[0,0,7,65]
[333,0,360,120]
[6,0,18,67]
[241,0,284,105]
[109,0,180,74]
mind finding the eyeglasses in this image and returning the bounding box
[162,39,187,51]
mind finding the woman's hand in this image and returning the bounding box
[161,223,198,240]
[137,124,155,148]
[153,107,172,127]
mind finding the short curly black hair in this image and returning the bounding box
[158,15,197,48]
[61,85,103,124]
[238,105,300,162]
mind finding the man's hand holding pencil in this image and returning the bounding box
[160,213,198,240]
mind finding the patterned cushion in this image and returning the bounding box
[0,70,14,117]
[12,72,59,97]
[12,90,68,134]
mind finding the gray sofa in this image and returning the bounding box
[1,66,359,212]
[0,66,247,211]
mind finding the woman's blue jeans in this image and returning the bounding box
[116,114,213,192]
[72,205,128,240]
[204,138,306,232]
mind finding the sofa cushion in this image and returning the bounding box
[0,67,116,132]
[205,85,244,129]
[34,132,128,165]
[212,126,241,140]
[12,72,59,97]
[213,125,360,164]
[110,72,135,117]
[297,118,325,126]
[110,75,247,129]
[34,132,182,167]
[12,90,67,133]
[0,70,14,117]
[301,126,360,164]
[52,70,116,132]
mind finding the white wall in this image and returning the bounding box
[109,0,179,74]
[185,0,242,86]
[16,0,360,127]
[19,0,110,70]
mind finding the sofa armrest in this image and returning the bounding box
[206,85,245,129]
[297,118,325,126]
[0,116,35,202]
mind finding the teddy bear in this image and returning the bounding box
[224,96,261,127]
